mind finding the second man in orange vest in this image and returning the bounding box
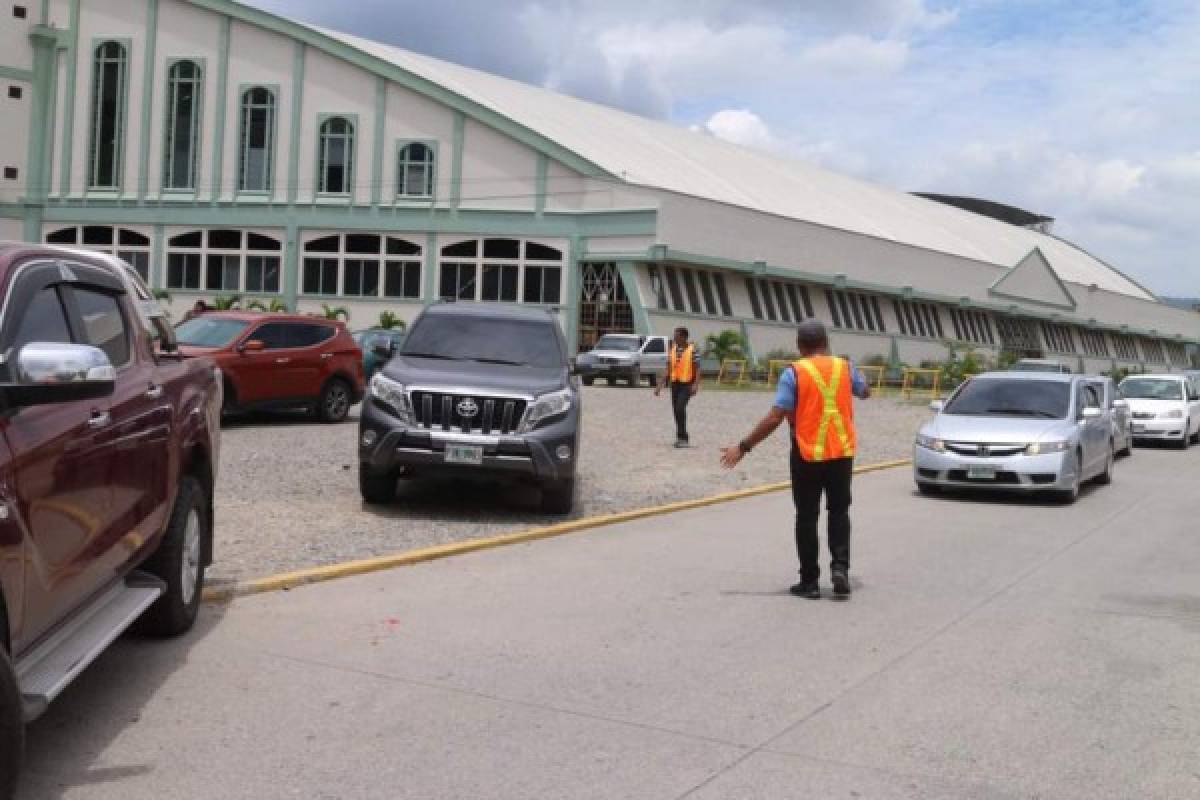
[655,326,701,448]
[720,320,870,599]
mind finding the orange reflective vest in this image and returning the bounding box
[668,343,696,384]
[792,356,856,461]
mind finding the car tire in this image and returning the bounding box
[0,648,20,800]
[628,368,641,387]
[318,378,353,424]
[581,376,594,387]
[1096,444,1114,485]
[604,377,614,386]
[916,482,941,496]
[1191,423,1200,445]
[138,476,208,637]
[1177,420,1191,449]
[648,373,658,388]
[540,478,576,515]
[359,465,396,505]
[1055,451,1082,504]
[221,378,237,416]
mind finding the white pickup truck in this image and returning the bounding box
[574,334,669,387]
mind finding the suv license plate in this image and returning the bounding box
[445,445,483,465]
[967,466,996,480]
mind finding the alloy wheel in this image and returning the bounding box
[180,509,201,607]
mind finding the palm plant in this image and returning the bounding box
[152,288,172,304]
[377,311,405,330]
[213,294,242,311]
[321,303,349,322]
[704,329,748,363]
[245,298,288,313]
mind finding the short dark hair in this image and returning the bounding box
[674,326,689,338]
[796,318,828,350]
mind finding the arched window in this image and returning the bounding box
[396,141,435,199]
[166,229,282,293]
[317,116,354,195]
[437,239,563,304]
[301,233,422,298]
[45,226,152,281]
[163,60,204,191]
[239,87,276,192]
[89,41,129,190]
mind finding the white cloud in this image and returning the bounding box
[703,109,778,150]
[800,35,910,75]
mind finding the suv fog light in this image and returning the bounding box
[361,429,378,447]
[556,444,572,461]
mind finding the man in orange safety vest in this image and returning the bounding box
[720,319,870,599]
[655,326,701,447]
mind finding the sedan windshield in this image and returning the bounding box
[594,336,639,352]
[943,378,1070,419]
[174,318,250,348]
[1120,378,1182,400]
[402,316,563,368]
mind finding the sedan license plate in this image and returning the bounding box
[445,445,483,465]
[967,465,996,480]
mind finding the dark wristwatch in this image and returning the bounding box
[738,439,753,454]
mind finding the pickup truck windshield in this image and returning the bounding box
[175,318,251,348]
[1120,378,1182,400]
[402,316,563,368]
[944,379,1070,419]
[594,336,639,352]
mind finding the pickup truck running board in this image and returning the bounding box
[16,573,165,722]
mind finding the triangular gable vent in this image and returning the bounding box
[989,247,1076,311]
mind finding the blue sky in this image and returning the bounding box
[248,0,1200,297]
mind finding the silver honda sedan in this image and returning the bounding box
[913,372,1116,503]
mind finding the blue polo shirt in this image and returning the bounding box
[774,359,870,412]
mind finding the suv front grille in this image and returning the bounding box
[410,391,528,434]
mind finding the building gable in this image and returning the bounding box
[989,247,1077,311]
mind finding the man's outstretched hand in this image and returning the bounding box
[719,445,744,469]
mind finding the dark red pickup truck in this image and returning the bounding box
[0,244,221,798]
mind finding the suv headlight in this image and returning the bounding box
[1161,409,1184,419]
[521,388,572,432]
[915,434,945,452]
[369,373,413,423]
[1025,440,1069,455]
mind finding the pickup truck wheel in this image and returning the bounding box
[318,378,352,423]
[0,649,21,800]
[139,476,207,637]
[540,478,576,515]
[359,465,396,505]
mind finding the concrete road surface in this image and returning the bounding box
[20,446,1200,799]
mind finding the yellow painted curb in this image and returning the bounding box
[202,458,912,602]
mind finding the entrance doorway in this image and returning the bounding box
[578,262,633,352]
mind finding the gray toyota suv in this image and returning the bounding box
[358,303,581,513]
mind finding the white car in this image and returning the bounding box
[1118,374,1200,448]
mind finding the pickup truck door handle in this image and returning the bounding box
[321,353,334,360]
[146,384,164,399]
[88,411,111,429]
[275,358,291,365]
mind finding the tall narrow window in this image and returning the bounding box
[239,87,275,192]
[318,116,354,195]
[396,142,435,198]
[89,41,129,190]
[163,60,203,191]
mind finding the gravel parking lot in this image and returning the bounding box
[209,385,931,586]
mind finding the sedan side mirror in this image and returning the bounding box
[240,339,266,353]
[1,342,116,407]
[928,400,945,413]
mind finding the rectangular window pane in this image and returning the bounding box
[680,269,701,313]
[663,267,684,311]
[773,283,791,323]
[825,290,840,328]
[541,266,560,304]
[785,285,802,322]
[695,271,717,315]
[713,274,731,316]
[523,267,542,304]
[482,264,518,302]
[760,280,777,321]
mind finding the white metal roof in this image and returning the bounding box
[314,25,1155,302]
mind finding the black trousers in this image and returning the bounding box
[789,449,853,584]
[670,382,692,441]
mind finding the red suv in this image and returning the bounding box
[175,312,364,423]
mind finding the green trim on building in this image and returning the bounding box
[136,0,159,201]
[0,66,35,82]
[151,223,164,288]
[450,111,465,211]
[209,15,231,203]
[370,76,386,207]
[616,261,650,336]
[185,0,613,181]
[286,42,305,206]
[23,27,59,240]
[283,218,299,310]
[565,235,583,354]
[421,231,437,303]
[535,153,548,217]
[43,35,60,206]
[58,0,80,198]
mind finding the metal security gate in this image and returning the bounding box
[578,262,633,351]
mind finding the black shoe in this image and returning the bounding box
[831,570,851,596]
[789,581,821,599]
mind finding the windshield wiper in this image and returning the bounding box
[402,352,462,361]
[472,357,527,366]
[984,408,1060,418]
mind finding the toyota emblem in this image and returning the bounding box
[456,398,480,418]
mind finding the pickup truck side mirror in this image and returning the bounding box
[928,400,945,413]
[0,342,116,407]
[240,339,266,353]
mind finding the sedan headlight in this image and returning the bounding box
[1025,440,1069,455]
[915,434,946,452]
[1161,409,1184,419]
[521,388,572,432]
[369,373,413,423]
